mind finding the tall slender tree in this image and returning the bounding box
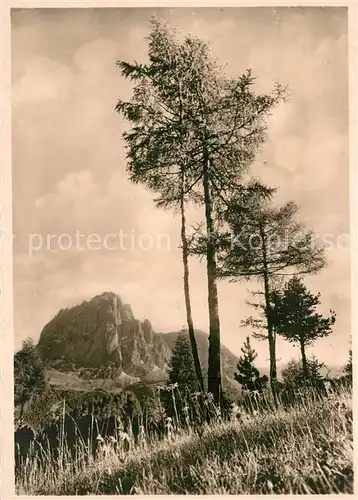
[116,22,204,391]
[274,276,336,379]
[116,19,286,402]
[216,192,326,392]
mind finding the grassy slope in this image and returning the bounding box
[17,387,353,495]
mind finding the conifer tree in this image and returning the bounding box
[163,331,199,423]
[281,356,326,389]
[234,336,268,392]
[274,277,336,379]
[167,331,198,392]
[14,338,47,420]
[216,191,325,393]
[116,19,286,402]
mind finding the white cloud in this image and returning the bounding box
[57,170,100,201]
[13,57,71,105]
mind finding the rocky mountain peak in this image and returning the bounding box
[37,292,171,380]
[37,292,239,394]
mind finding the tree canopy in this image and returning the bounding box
[274,277,336,378]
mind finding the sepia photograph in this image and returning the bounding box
[7,4,353,495]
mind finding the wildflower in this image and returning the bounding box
[231,402,240,415]
[231,402,239,412]
[139,425,146,439]
[231,403,243,421]
[116,416,124,432]
[166,382,179,392]
[214,406,221,418]
[166,416,173,439]
[266,480,274,493]
[118,431,129,442]
[203,393,214,405]
[96,434,104,443]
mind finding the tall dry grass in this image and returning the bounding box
[16,386,353,495]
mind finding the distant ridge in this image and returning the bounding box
[37,292,240,394]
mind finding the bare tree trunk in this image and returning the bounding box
[19,401,25,421]
[260,226,278,402]
[180,175,205,393]
[203,156,222,404]
[263,271,278,386]
[300,338,309,379]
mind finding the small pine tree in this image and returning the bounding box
[281,356,325,389]
[162,331,199,424]
[14,338,47,420]
[274,277,336,379]
[167,332,198,392]
[234,336,268,393]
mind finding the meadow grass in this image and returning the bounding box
[16,386,353,495]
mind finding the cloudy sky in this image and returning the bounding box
[12,7,350,368]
